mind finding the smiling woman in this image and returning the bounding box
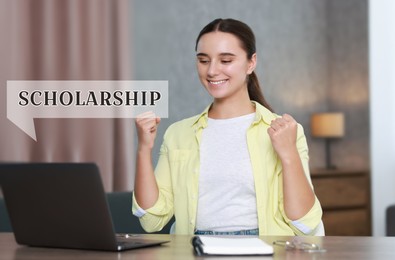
[132,18,323,236]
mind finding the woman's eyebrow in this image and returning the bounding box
[196,53,236,57]
[219,53,236,57]
[196,53,209,57]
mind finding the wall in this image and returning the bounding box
[369,0,395,236]
[131,0,369,170]
[327,1,369,169]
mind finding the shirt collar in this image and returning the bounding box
[191,104,211,129]
[191,101,276,129]
[252,101,277,125]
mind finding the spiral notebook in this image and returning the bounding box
[191,236,274,256]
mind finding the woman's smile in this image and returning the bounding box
[208,79,228,87]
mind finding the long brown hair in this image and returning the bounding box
[195,18,273,112]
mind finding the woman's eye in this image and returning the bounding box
[198,60,209,64]
[221,60,232,64]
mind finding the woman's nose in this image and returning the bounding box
[207,61,219,77]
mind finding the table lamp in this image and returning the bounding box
[311,112,345,169]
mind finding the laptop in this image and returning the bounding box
[0,163,169,251]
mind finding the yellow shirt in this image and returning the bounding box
[132,101,323,235]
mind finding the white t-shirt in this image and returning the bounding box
[196,113,258,232]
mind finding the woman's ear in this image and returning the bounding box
[247,53,257,75]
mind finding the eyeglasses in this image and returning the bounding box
[273,240,327,253]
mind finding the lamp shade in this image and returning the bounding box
[311,113,345,138]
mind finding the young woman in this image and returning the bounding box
[133,18,322,236]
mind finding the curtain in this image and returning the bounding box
[0,0,134,191]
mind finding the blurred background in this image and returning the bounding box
[0,0,393,237]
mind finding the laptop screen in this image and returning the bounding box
[0,163,128,251]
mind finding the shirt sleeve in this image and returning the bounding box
[132,133,175,233]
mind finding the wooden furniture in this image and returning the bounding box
[311,169,371,236]
[1,233,395,259]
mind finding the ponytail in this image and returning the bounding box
[248,72,273,112]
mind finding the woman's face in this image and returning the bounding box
[196,31,256,102]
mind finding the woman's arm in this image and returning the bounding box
[134,112,161,209]
[267,114,315,220]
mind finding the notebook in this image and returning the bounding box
[192,236,274,256]
[0,163,169,251]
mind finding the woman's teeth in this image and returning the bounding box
[210,80,227,85]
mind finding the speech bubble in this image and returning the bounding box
[7,80,168,141]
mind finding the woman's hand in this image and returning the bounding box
[135,111,161,151]
[267,114,298,161]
